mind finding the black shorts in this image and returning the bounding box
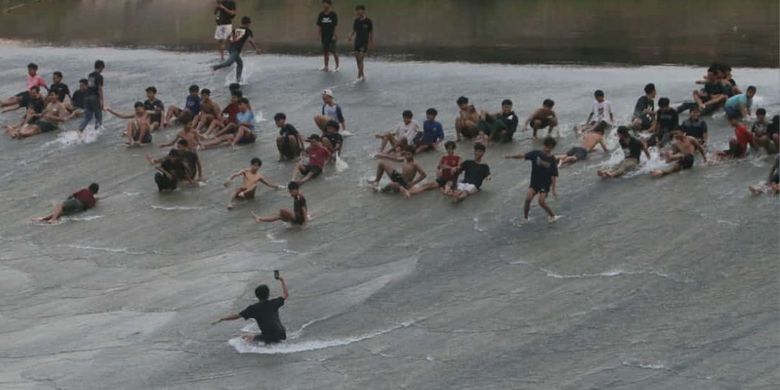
[149,113,162,125]
[530,182,551,194]
[535,118,551,128]
[435,177,449,188]
[291,215,306,226]
[61,196,85,216]
[16,91,30,106]
[253,333,285,345]
[38,121,58,133]
[321,37,336,51]
[155,173,178,192]
[132,128,152,143]
[300,164,323,178]
[390,170,408,188]
[566,146,588,161]
[236,131,256,145]
[354,41,368,53]
[678,154,694,170]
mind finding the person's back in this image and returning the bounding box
[240,298,286,343]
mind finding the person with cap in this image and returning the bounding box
[314,89,346,132]
[598,126,650,178]
[292,134,332,186]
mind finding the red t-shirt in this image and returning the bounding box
[439,155,461,180]
[72,189,96,209]
[222,103,240,124]
[735,124,753,149]
[307,145,331,168]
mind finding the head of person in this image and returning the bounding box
[501,99,513,114]
[241,16,251,26]
[134,101,145,114]
[287,181,300,196]
[672,129,686,141]
[238,97,250,111]
[79,79,88,91]
[94,60,105,72]
[542,136,557,153]
[355,4,366,17]
[273,112,287,127]
[188,84,200,96]
[29,86,40,98]
[706,65,720,82]
[594,90,605,102]
[592,121,608,134]
[456,96,469,110]
[425,108,438,121]
[322,0,332,12]
[307,134,321,146]
[473,143,486,159]
[321,89,334,104]
[325,120,340,133]
[177,139,189,149]
[200,88,212,103]
[255,284,270,300]
[617,126,630,141]
[402,145,415,161]
[168,149,181,160]
[644,83,656,98]
[444,140,456,154]
[746,86,757,98]
[756,108,766,121]
[689,106,701,120]
[250,157,262,172]
[45,90,58,103]
[229,83,242,95]
[146,86,157,99]
[728,115,740,126]
[484,113,495,123]
[88,183,99,194]
[230,92,242,104]
[718,63,732,78]
[542,99,555,109]
[658,97,670,109]
[52,71,63,84]
[27,63,38,76]
[402,110,413,125]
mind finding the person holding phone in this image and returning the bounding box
[212,272,289,345]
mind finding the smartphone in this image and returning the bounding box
[273,270,280,280]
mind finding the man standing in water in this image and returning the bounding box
[34,183,99,224]
[505,137,560,223]
[214,0,237,61]
[317,0,339,72]
[78,60,105,133]
[212,272,290,344]
[348,4,373,81]
[212,16,261,83]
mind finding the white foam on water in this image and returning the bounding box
[265,232,287,244]
[50,127,103,146]
[335,153,349,172]
[66,215,104,222]
[66,244,146,255]
[123,192,140,197]
[151,205,206,211]
[254,110,266,123]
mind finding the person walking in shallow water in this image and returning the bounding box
[505,137,560,223]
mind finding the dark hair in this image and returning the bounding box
[288,181,300,190]
[168,149,180,157]
[690,105,700,113]
[88,183,99,193]
[250,157,262,166]
[658,97,670,108]
[255,285,270,300]
[27,63,38,70]
[29,86,40,93]
[322,0,332,5]
[444,140,456,150]
[617,126,630,136]
[756,108,766,115]
[241,16,251,24]
[231,91,243,99]
[325,120,340,129]
[747,85,757,93]
[501,99,513,106]
[355,4,366,10]
[146,86,157,93]
[200,88,211,96]
[134,101,144,108]
[53,71,63,78]
[188,85,199,93]
[593,121,608,134]
[456,96,468,105]
[274,112,286,121]
[178,139,189,146]
[474,143,486,152]
[543,136,557,148]
[79,78,88,85]
[594,90,604,97]
[404,145,416,155]
[644,83,655,94]
[229,83,241,92]
[542,99,554,107]
[94,60,105,69]
[238,97,250,105]
[402,110,413,118]
[426,108,438,116]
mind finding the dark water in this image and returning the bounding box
[0,0,778,66]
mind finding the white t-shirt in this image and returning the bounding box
[394,120,421,142]
[591,100,613,124]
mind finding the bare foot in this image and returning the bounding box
[748,186,763,196]
[227,203,234,210]
[650,170,663,177]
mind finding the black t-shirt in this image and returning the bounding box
[703,82,725,97]
[323,132,343,147]
[621,137,643,160]
[317,11,338,39]
[20,94,44,112]
[279,123,299,137]
[656,108,679,132]
[460,160,491,189]
[214,0,236,25]
[161,158,186,181]
[71,90,86,109]
[498,111,519,134]
[633,96,654,118]
[49,82,70,102]
[240,298,287,342]
[144,98,165,119]
[229,27,253,52]
[86,71,103,98]
[353,17,373,44]
[525,150,558,189]
[293,194,307,222]
[768,115,780,135]
[681,119,708,139]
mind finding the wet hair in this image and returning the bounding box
[402,110,413,118]
[426,108,438,116]
[29,86,40,93]
[238,97,250,105]
[274,112,286,121]
[355,4,366,10]
[594,90,605,97]
[79,78,88,85]
[658,97,670,108]
[456,96,469,106]
[543,136,557,148]
[88,183,99,193]
[178,139,189,146]
[444,140,456,150]
[229,83,241,92]
[241,16,251,24]
[474,143,486,152]
[188,84,199,93]
[94,60,105,69]
[200,88,211,96]
[644,83,656,94]
[404,145,416,155]
[27,63,38,70]
[168,149,180,158]
[134,101,144,108]
[146,86,157,93]
[617,126,630,136]
[251,157,262,166]
[288,181,300,190]
[690,105,700,113]
[501,99,513,106]
[593,121,608,134]
[542,99,554,107]
[53,71,63,78]
[747,85,757,93]
[756,108,766,115]
[325,120,340,129]
[255,285,270,300]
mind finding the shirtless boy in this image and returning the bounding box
[455,96,481,141]
[523,99,558,139]
[651,131,707,177]
[368,145,426,198]
[224,158,284,209]
[7,90,66,139]
[556,121,609,168]
[106,102,152,146]
[193,89,221,132]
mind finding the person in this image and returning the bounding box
[314,89,346,132]
[106,102,152,146]
[146,149,189,192]
[174,139,204,182]
[201,97,255,148]
[78,60,105,133]
[768,115,780,151]
[368,145,426,198]
[143,86,164,132]
[445,143,491,203]
[253,182,308,226]
[33,183,99,224]
[348,4,373,81]
[522,99,558,139]
[292,134,331,185]
[476,113,507,146]
[224,158,284,209]
[680,66,729,114]
[65,79,87,117]
[193,89,221,132]
[750,108,777,154]
[680,106,708,146]
[0,63,47,109]
[556,121,609,168]
[724,86,756,120]
[415,108,444,153]
[375,110,420,154]
[275,113,304,161]
[580,90,614,133]
[7,90,67,139]
[410,141,460,195]
[211,16,261,83]
[495,99,519,143]
[317,0,339,72]
[205,92,241,138]
[48,71,71,103]
[648,97,680,147]
[748,155,780,195]
[598,126,650,178]
[455,96,480,141]
[160,122,203,152]
[505,136,560,223]
[651,131,707,176]
[3,87,45,134]
[631,83,656,131]
[214,0,237,60]
[164,85,201,127]
[321,120,344,155]
[211,273,290,344]
[717,116,756,159]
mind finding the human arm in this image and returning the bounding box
[551,176,558,198]
[223,170,244,187]
[258,175,281,189]
[411,163,427,187]
[105,108,134,119]
[641,141,651,159]
[769,158,779,182]
[159,135,180,148]
[211,313,241,325]
[279,277,289,300]
[693,139,707,162]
